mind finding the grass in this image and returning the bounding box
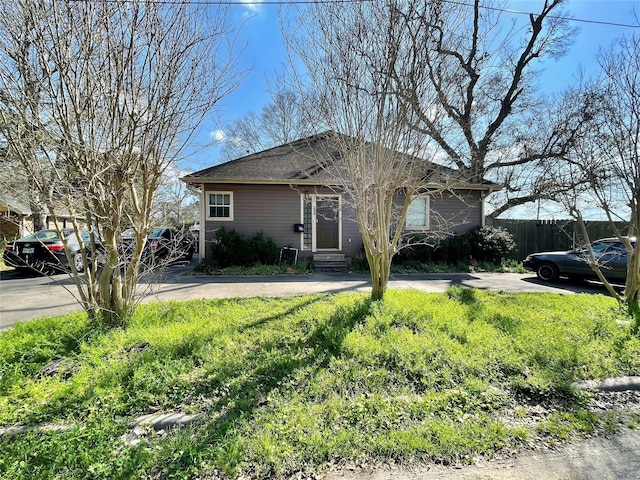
[192,259,524,276]
[361,259,527,274]
[1,289,638,479]
[193,261,314,275]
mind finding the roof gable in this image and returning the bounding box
[182,132,497,190]
[183,133,333,184]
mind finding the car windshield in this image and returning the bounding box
[121,228,170,239]
[590,242,613,254]
[148,228,166,239]
[20,230,61,241]
[606,243,626,254]
[576,241,614,254]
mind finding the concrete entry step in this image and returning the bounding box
[313,253,348,272]
[313,253,345,262]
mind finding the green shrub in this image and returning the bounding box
[394,234,472,265]
[393,227,516,266]
[209,227,248,267]
[350,253,370,272]
[208,228,279,268]
[469,226,516,262]
[393,235,437,265]
[249,232,280,265]
[438,234,472,263]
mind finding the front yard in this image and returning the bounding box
[1,289,639,479]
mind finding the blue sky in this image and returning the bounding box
[184,0,640,174]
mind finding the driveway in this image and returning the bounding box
[0,260,614,330]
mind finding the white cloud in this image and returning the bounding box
[242,0,262,16]
[230,135,245,146]
[210,129,226,142]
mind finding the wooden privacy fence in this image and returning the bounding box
[490,219,632,261]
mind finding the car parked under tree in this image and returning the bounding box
[523,237,635,283]
[120,227,195,267]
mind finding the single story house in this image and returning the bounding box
[181,132,497,267]
[0,195,31,241]
[0,194,86,242]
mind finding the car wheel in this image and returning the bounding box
[536,262,559,282]
[73,252,85,273]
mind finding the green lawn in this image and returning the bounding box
[1,288,638,479]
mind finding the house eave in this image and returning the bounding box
[181,176,497,191]
[180,177,335,187]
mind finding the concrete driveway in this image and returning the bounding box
[0,260,614,330]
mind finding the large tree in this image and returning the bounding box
[219,86,315,162]
[0,0,239,325]
[389,0,583,218]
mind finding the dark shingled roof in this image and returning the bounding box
[182,133,335,184]
[182,132,497,190]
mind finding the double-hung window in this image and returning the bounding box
[406,195,430,230]
[207,192,233,221]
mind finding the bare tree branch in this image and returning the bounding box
[0,0,240,325]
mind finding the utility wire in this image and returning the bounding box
[67,0,640,28]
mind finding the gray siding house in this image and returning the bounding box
[181,133,495,264]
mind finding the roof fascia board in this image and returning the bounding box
[181,177,498,191]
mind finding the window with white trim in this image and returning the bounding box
[207,192,233,220]
[406,195,430,230]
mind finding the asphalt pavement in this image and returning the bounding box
[0,258,613,330]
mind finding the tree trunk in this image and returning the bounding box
[629,295,639,334]
[31,205,47,232]
[367,247,391,302]
[626,248,640,334]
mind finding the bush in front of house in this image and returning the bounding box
[249,232,281,266]
[392,226,516,267]
[393,233,472,266]
[469,225,517,263]
[209,228,280,268]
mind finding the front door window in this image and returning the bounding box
[315,196,340,250]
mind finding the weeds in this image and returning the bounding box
[1,290,638,479]
[194,261,313,275]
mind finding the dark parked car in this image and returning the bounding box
[523,237,636,283]
[4,229,103,274]
[120,227,195,266]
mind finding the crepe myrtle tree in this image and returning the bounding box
[550,35,640,332]
[287,2,467,301]
[0,0,240,325]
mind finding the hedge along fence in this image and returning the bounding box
[489,219,632,260]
